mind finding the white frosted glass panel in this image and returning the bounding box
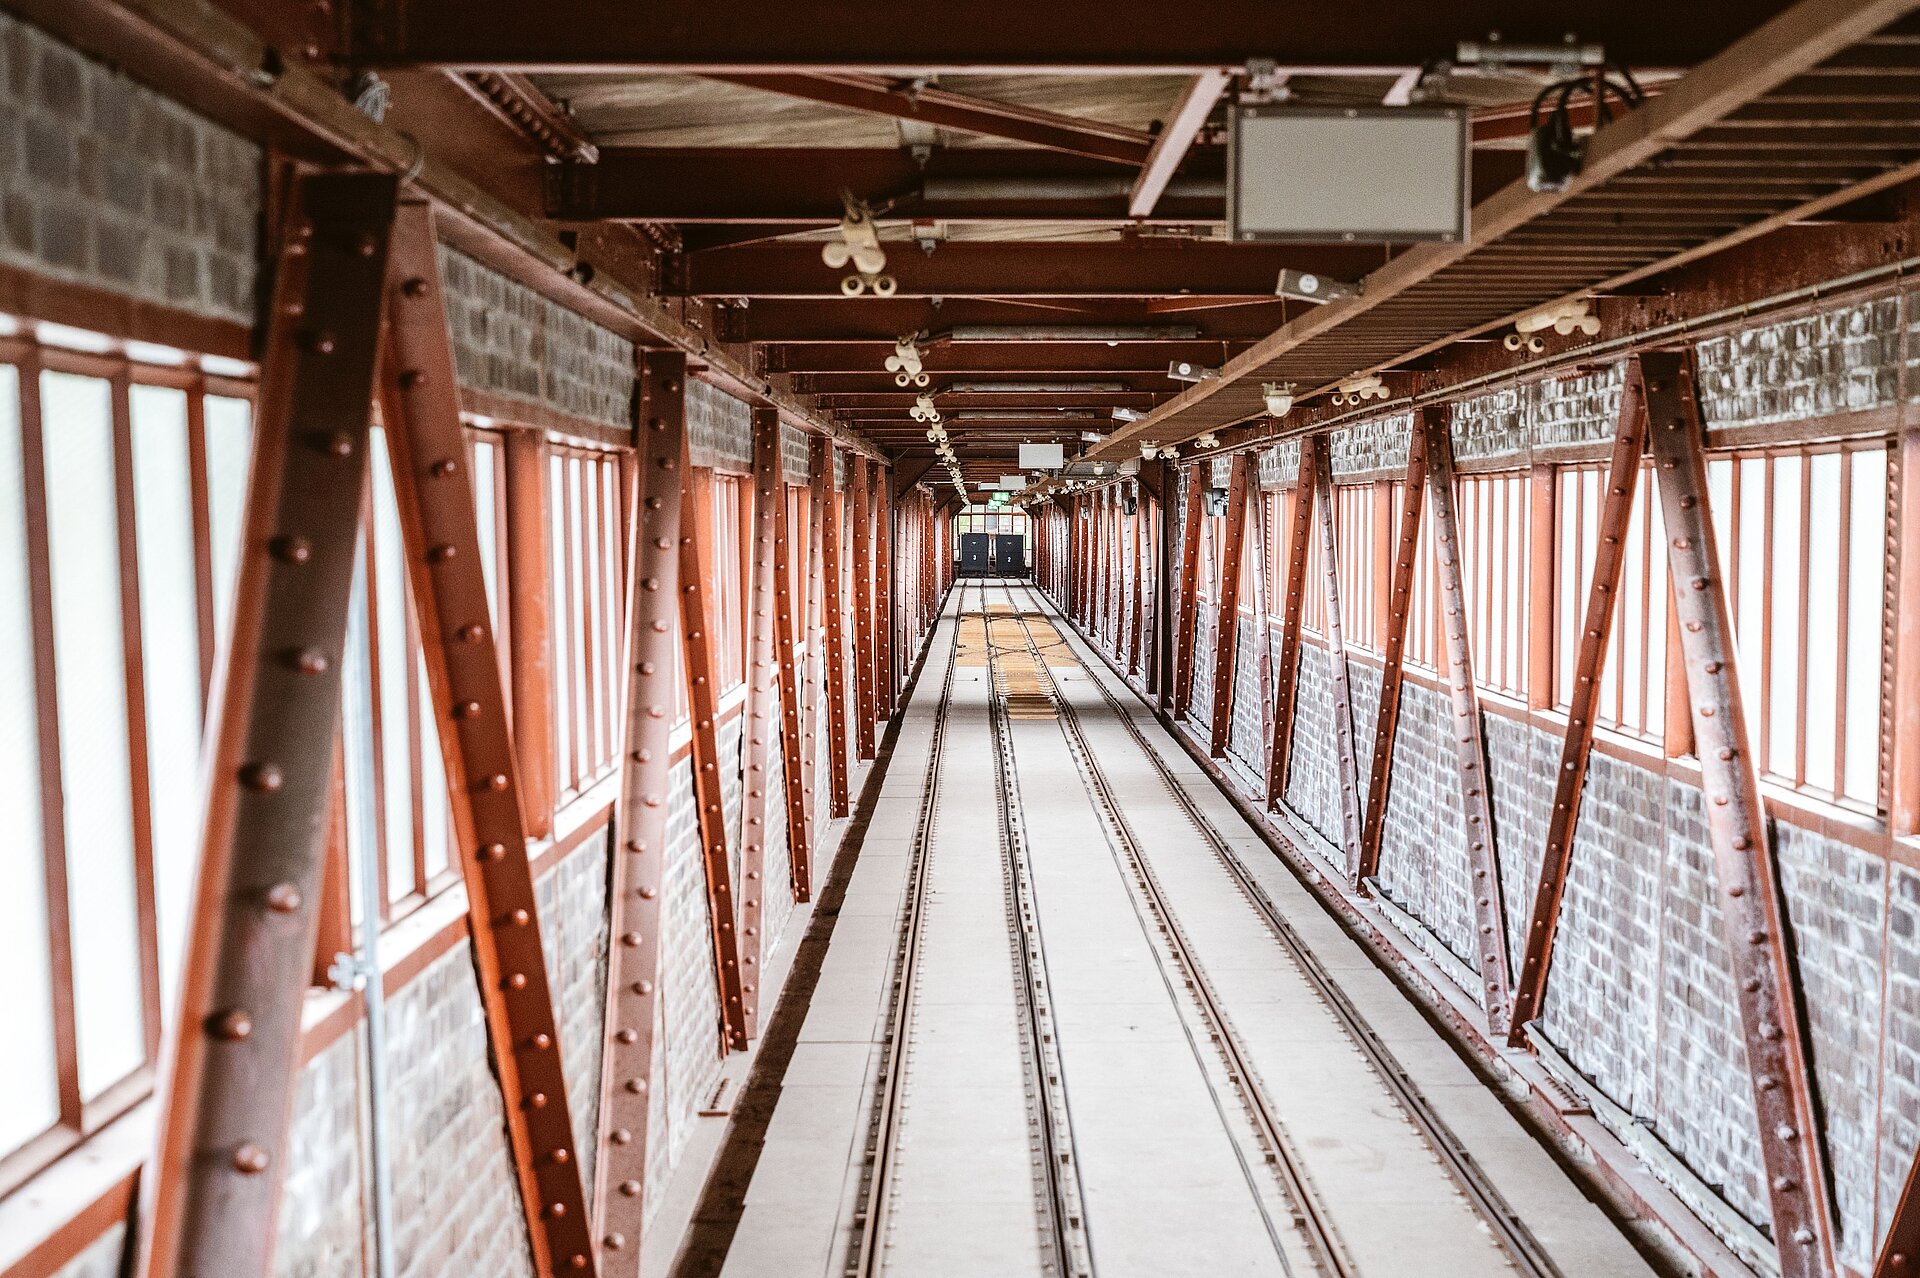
[203,395,252,647]
[41,371,145,1098]
[371,430,415,902]
[417,651,449,883]
[1804,453,1842,790]
[341,541,378,929]
[1843,449,1887,804]
[1735,459,1767,733]
[473,439,500,632]
[1642,488,1667,740]
[1768,457,1803,777]
[549,456,573,791]
[130,385,204,1014]
[0,366,59,1151]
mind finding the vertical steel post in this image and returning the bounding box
[1357,419,1430,882]
[1643,351,1837,1278]
[1421,412,1516,1034]
[818,446,852,816]
[140,172,396,1278]
[681,463,751,1052]
[1246,465,1276,772]
[1172,468,1205,719]
[850,458,877,760]
[875,470,896,720]
[594,351,686,1273]
[773,426,815,901]
[1510,358,1650,1039]
[739,408,782,1036]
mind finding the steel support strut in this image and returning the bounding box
[682,458,751,1051]
[1172,467,1205,719]
[1265,442,1318,807]
[1509,359,1649,1039]
[740,408,782,1036]
[1642,351,1838,1278]
[771,422,816,900]
[1207,453,1251,758]
[850,458,877,759]
[1421,411,1516,1035]
[594,352,686,1272]
[1357,418,1430,882]
[819,446,852,815]
[1245,465,1276,788]
[140,172,395,1278]
[380,200,603,1277]
[1308,435,1366,878]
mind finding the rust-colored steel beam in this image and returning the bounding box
[681,464,751,1052]
[1308,436,1366,876]
[1878,1156,1920,1278]
[876,471,896,720]
[1129,484,1147,673]
[1357,419,1429,881]
[1509,359,1649,1041]
[774,426,816,901]
[1643,351,1838,1278]
[1207,453,1252,757]
[505,430,555,837]
[739,409,784,1036]
[1420,411,1516,1035]
[850,458,879,759]
[1245,465,1276,773]
[381,204,603,1275]
[140,173,394,1278]
[1265,443,1318,807]
[1171,467,1206,718]
[803,437,830,832]
[702,72,1154,165]
[594,352,686,1272]
[1129,70,1232,217]
[818,446,853,816]
[1892,420,1920,838]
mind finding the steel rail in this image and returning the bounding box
[846,584,966,1278]
[980,590,1099,1278]
[998,598,1346,1278]
[1013,583,1563,1278]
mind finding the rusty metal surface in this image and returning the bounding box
[1207,453,1251,758]
[1265,443,1319,808]
[139,172,394,1278]
[1419,412,1516,1037]
[818,445,853,816]
[1509,360,1649,1041]
[850,458,878,761]
[1171,473,1205,719]
[1356,418,1429,883]
[1878,1156,1920,1277]
[1642,350,1838,1278]
[593,352,686,1271]
[681,463,752,1052]
[773,425,816,901]
[1308,436,1366,879]
[381,200,600,1276]
[740,408,783,1035]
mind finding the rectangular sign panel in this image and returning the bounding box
[1229,106,1469,243]
[1018,442,1066,470]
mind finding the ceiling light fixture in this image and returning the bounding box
[1329,374,1389,406]
[1168,360,1220,383]
[1274,269,1359,304]
[1263,381,1297,418]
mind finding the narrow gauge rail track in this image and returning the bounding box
[1007,584,1562,1278]
[992,591,1350,1278]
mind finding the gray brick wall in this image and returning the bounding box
[1883,864,1920,1253]
[780,421,812,484]
[536,829,612,1207]
[1282,642,1346,874]
[0,12,259,324]
[1697,294,1899,429]
[383,943,538,1278]
[1371,678,1475,962]
[688,378,753,472]
[438,245,635,431]
[276,1033,365,1278]
[1224,620,1264,776]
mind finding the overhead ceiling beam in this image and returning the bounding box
[1084,0,1920,461]
[702,73,1155,164]
[1130,71,1232,217]
[724,297,1294,342]
[765,341,1247,373]
[672,239,1391,298]
[822,392,1156,410]
[344,2,1795,73]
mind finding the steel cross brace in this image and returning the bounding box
[1207,453,1252,759]
[1246,464,1276,782]
[1128,484,1147,674]
[849,457,878,760]
[1264,442,1319,808]
[1420,411,1516,1034]
[1308,435,1367,879]
[140,172,397,1278]
[1642,351,1838,1278]
[739,408,783,1036]
[818,445,852,816]
[680,458,752,1052]
[1357,416,1431,883]
[772,422,816,901]
[802,436,829,833]
[1172,467,1206,719]
[1510,359,1650,1039]
[593,351,687,1273]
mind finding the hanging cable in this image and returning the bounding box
[1526,63,1645,193]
